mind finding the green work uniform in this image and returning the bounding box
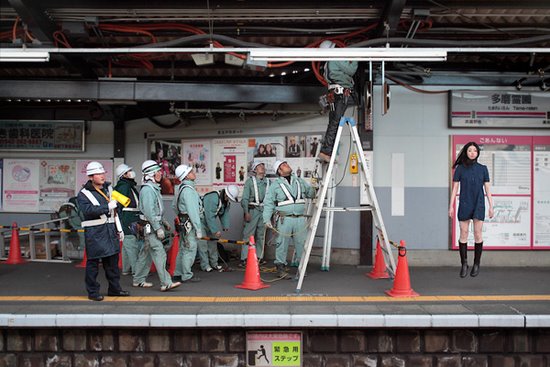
[172,180,206,281]
[263,174,315,266]
[114,177,142,275]
[241,175,270,261]
[133,181,174,288]
[202,190,231,269]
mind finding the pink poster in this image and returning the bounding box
[2,159,40,212]
[224,155,236,182]
[75,160,114,192]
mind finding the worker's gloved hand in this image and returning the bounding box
[196,231,203,239]
[162,219,172,232]
[214,231,222,238]
[108,200,118,210]
[265,222,274,230]
[118,231,124,241]
[244,213,252,222]
[156,228,165,240]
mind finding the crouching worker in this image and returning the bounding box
[77,161,129,301]
[132,160,181,292]
[201,185,240,272]
[172,164,205,283]
[263,160,315,278]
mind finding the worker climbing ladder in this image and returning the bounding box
[296,116,396,293]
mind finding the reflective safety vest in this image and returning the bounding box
[249,177,270,207]
[122,188,140,212]
[176,184,203,216]
[80,186,120,230]
[139,181,163,223]
[276,179,306,206]
[203,191,224,215]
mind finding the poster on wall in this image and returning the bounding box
[149,139,182,195]
[248,136,285,177]
[75,160,114,192]
[182,140,211,187]
[449,91,550,128]
[2,159,40,212]
[212,138,248,191]
[0,159,3,210]
[0,120,85,151]
[451,135,550,250]
[38,160,76,212]
[534,136,550,248]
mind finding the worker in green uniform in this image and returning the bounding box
[263,160,315,277]
[240,162,270,267]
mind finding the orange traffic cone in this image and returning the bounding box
[6,222,26,265]
[366,239,389,279]
[118,239,123,269]
[168,234,180,276]
[75,250,87,268]
[235,236,270,290]
[386,240,419,298]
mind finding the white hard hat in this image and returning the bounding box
[319,40,336,48]
[141,160,161,175]
[225,185,239,203]
[252,162,265,172]
[115,163,132,179]
[175,164,192,181]
[273,160,287,175]
[86,161,106,176]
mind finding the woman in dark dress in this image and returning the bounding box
[449,142,494,278]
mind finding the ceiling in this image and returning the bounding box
[1,0,550,121]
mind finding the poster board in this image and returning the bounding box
[451,135,550,250]
[0,120,85,151]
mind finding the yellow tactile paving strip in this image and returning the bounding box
[0,295,549,303]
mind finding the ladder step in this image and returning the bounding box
[322,205,373,212]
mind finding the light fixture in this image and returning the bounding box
[224,53,245,67]
[0,50,50,62]
[191,53,214,66]
[248,48,447,62]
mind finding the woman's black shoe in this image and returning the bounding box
[460,263,469,278]
[470,264,480,277]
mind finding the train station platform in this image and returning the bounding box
[1,261,549,329]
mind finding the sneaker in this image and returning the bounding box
[214,265,223,271]
[133,282,153,288]
[204,267,213,272]
[160,282,181,292]
[238,260,247,268]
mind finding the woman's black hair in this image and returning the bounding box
[453,141,480,168]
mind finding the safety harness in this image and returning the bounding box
[80,186,122,232]
[249,176,270,208]
[276,177,305,207]
[139,181,163,223]
[122,187,140,212]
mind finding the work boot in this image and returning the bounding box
[318,152,331,163]
[458,242,468,278]
[276,263,287,278]
[470,242,483,277]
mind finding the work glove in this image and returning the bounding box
[162,219,172,232]
[118,231,124,241]
[156,228,165,240]
[196,231,203,239]
[244,213,252,222]
[108,200,118,210]
[214,231,222,238]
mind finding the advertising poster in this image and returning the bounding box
[38,159,76,212]
[2,159,40,212]
[182,140,211,186]
[248,136,285,177]
[212,138,248,190]
[285,135,306,158]
[305,134,322,157]
[534,136,550,248]
[75,160,113,192]
[150,139,182,195]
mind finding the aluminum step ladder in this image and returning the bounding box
[295,116,396,293]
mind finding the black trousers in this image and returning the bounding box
[85,253,122,297]
[320,93,350,156]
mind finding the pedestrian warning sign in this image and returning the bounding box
[246,331,302,366]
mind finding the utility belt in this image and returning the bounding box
[328,84,352,96]
[320,86,352,112]
[248,203,264,209]
[176,213,193,235]
[81,215,115,228]
[277,212,303,218]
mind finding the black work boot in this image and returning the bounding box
[458,242,468,278]
[470,242,483,277]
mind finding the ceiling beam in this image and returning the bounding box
[0,80,324,104]
[374,0,406,38]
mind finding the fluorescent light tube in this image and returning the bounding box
[248,48,447,62]
[0,50,50,62]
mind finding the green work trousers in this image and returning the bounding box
[174,228,206,281]
[274,216,307,266]
[121,234,141,275]
[133,233,172,287]
[241,207,267,261]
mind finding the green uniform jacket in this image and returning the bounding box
[326,60,358,88]
[139,181,164,231]
[241,176,269,214]
[172,180,204,238]
[114,177,140,235]
[203,190,230,234]
[263,174,315,222]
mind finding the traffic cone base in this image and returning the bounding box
[235,236,270,291]
[366,240,389,279]
[386,240,419,298]
[168,234,180,276]
[75,250,87,268]
[6,222,27,265]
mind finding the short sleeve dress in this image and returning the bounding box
[452,162,490,221]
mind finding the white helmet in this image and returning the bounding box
[86,161,105,176]
[175,164,192,181]
[252,162,264,172]
[115,163,132,179]
[141,160,161,175]
[319,40,336,48]
[273,160,287,175]
[225,185,239,203]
